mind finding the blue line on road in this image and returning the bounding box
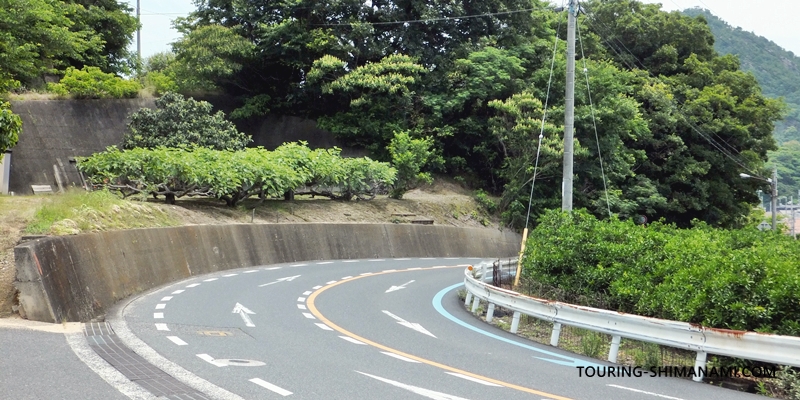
[432,283,603,368]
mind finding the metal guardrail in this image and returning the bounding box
[463,265,800,382]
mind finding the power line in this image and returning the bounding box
[316,6,548,26]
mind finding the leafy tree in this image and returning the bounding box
[47,66,141,98]
[0,101,21,153]
[768,141,800,202]
[63,0,139,75]
[122,92,251,150]
[388,131,437,199]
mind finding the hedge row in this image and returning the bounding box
[77,143,396,205]
[522,210,800,335]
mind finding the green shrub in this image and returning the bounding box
[388,130,437,199]
[474,189,498,214]
[47,66,141,99]
[0,101,21,153]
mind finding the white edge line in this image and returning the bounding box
[369,259,386,261]
[249,378,293,396]
[312,285,322,289]
[382,269,397,273]
[171,290,184,294]
[297,304,307,310]
[380,351,421,363]
[186,283,200,288]
[341,276,353,280]
[290,264,307,267]
[243,270,258,273]
[317,261,333,265]
[153,313,164,319]
[155,304,166,310]
[343,260,360,263]
[326,280,337,284]
[203,278,218,282]
[160,296,173,301]
[359,272,374,276]
[223,274,238,277]
[445,372,502,387]
[302,313,316,319]
[297,297,306,302]
[155,323,169,331]
[167,336,187,346]
[607,385,685,400]
[339,336,366,345]
[303,291,312,295]
[315,323,333,331]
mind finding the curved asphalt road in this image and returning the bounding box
[113,258,764,399]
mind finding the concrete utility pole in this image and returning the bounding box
[561,0,577,211]
[137,0,142,67]
[771,167,778,231]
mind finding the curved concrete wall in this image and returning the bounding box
[14,224,520,323]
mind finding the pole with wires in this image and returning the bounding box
[562,0,577,212]
[137,0,142,71]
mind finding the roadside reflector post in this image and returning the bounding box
[608,335,622,363]
[486,303,495,323]
[550,322,562,346]
[510,311,521,333]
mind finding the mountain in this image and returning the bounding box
[683,8,800,144]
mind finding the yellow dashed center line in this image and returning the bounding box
[306,265,572,400]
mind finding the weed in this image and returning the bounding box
[580,331,606,359]
[778,366,800,400]
[632,343,662,370]
[456,289,467,302]
[473,189,498,214]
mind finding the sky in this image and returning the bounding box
[124,0,800,59]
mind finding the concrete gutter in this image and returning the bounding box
[14,223,520,323]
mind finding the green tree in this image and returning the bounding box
[47,66,141,98]
[123,92,252,150]
[769,141,800,202]
[388,131,437,199]
[0,101,21,153]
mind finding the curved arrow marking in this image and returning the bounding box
[232,303,255,327]
[382,310,436,338]
[385,280,415,293]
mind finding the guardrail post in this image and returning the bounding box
[550,322,562,346]
[486,303,495,323]
[510,311,521,333]
[608,335,621,363]
[693,351,707,382]
[471,296,481,313]
[464,292,473,307]
[481,263,487,282]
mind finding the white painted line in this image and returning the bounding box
[359,272,374,276]
[456,264,471,267]
[265,267,282,270]
[302,291,312,295]
[312,285,322,289]
[302,313,316,319]
[186,283,201,288]
[243,270,258,274]
[223,273,238,277]
[317,261,334,265]
[155,304,166,310]
[297,297,306,302]
[232,303,256,327]
[369,259,386,261]
[445,372,502,387]
[155,323,169,331]
[382,269,397,273]
[380,352,420,363]
[419,257,436,260]
[339,336,366,345]
[341,276,353,280]
[196,354,226,367]
[167,336,187,346]
[326,280,337,284]
[154,313,164,319]
[315,323,333,331]
[607,385,684,400]
[290,264,307,267]
[356,371,470,400]
[297,304,307,310]
[406,267,422,271]
[160,296,173,301]
[395,258,411,261]
[382,310,437,338]
[342,260,360,263]
[432,266,448,269]
[249,378,292,396]
[171,290,185,294]
[203,278,218,282]
[444,257,458,260]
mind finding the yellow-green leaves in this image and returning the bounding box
[0,101,22,153]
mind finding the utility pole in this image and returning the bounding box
[561,0,577,211]
[137,0,142,69]
[771,167,778,231]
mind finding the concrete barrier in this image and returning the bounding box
[14,223,520,323]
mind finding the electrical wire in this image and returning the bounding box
[316,6,548,26]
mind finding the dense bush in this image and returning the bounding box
[0,101,21,153]
[47,66,141,99]
[77,143,396,206]
[522,210,800,335]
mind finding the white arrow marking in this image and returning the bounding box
[232,303,255,327]
[445,372,501,387]
[382,310,436,338]
[356,371,471,400]
[258,275,301,287]
[385,280,415,293]
[197,353,227,367]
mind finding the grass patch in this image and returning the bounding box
[25,190,179,235]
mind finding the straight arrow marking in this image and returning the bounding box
[356,371,471,400]
[232,302,255,327]
[385,280,415,293]
[382,310,436,338]
[258,275,301,287]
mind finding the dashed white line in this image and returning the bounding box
[456,264,472,267]
[444,257,458,260]
[297,297,306,302]
[317,261,334,265]
[303,291,312,295]
[341,276,353,280]
[607,385,684,400]
[154,313,164,319]
[359,272,374,276]
[297,304,307,310]
[419,257,436,260]
[160,296,173,301]
[432,266,448,269]
[302,313,316,319]
[342,260,360,263]
[339,336,367,345]
[445,372,502,387]
[155,323,169,331]
[203,278,218,282]
[155,304,166,310]
[186,283,201,288]
[369,259,386,262]
[243,270,258,274]
[312,285,322,289]
[406,267,422,271]
[382,269,397,273]
[290,264,307,267]
[223,273,238,277]
[395,258,411,261]
[171,290,185,294]
[380,352,420,363]
[325,280,337,284]
[265,267,282,270]
[315,323,333,331]
[197,354,226,367]
[167,336,187,346]
[249,378,292,396]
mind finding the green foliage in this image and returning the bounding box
[579,330,605,359]
[123,92,251,150]
[387,131,437,199]
[768,141,800,204]
[778,366,800,400]
[473,189,498,214]
[632,343,662,370]
[0,101,22,153]
[47,66,140,98]
[522,209,800,335]
[77,143,396,206]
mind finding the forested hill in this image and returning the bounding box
[683,8,800,143]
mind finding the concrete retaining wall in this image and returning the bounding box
[15,224,520,323]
